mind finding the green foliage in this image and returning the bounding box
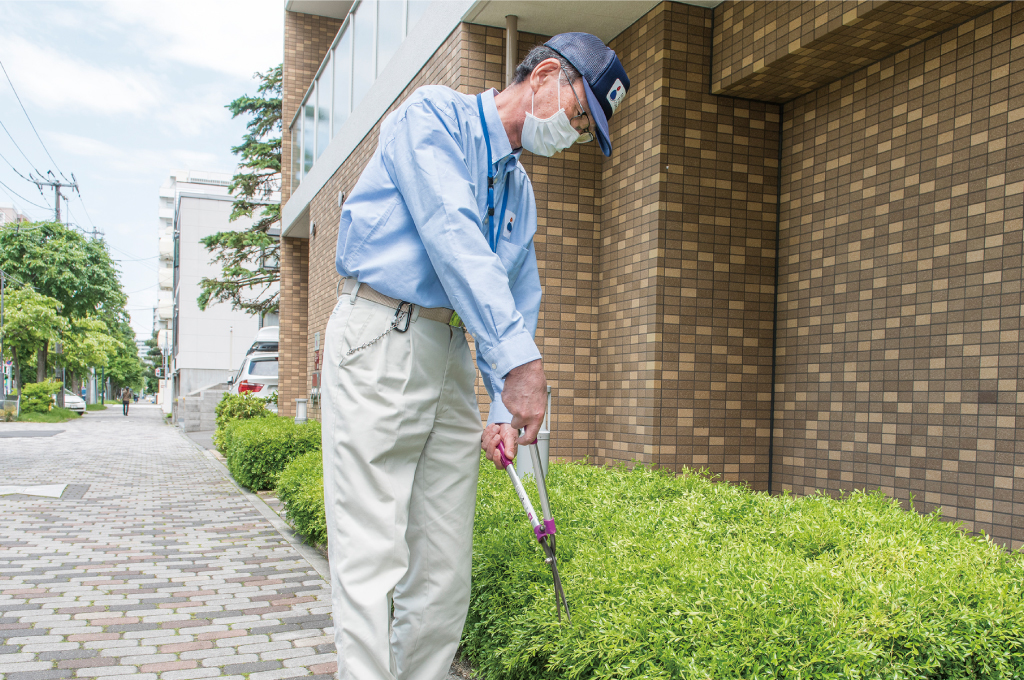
[86,403,107,411]
[2,408,17,422]
[198,64,282,317]
[464,459,1024,680]
[277,449,326,546]
[0,286,65,389]
[214,391,273,432]
[18,380,62,414]
[221,417,320,491]
[0,221,124,320]
[62,317,121,376]
[19,406,80,423]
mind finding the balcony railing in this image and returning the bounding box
[288,0,430,192]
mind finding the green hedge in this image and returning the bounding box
[19,380,61,414]
[222,417,320,491]
[277,449,326,546]
[463,459,1024,679]
[215,392,273,430]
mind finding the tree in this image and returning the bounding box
[0,286,65,393]
[102,313,143,392]
[198,64,282,318]
[0,222,124,381]
[61,318,121,381]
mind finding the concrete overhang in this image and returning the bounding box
[463,0,722,43]
[284,0,353,20]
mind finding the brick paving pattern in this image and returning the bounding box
[0,405,338,680]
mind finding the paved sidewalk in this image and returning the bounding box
[0,405,337,680]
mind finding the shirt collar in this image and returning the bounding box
[480,88,514,166]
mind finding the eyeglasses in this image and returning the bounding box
[560,66,595,144]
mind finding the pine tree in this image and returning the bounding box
[197,65,282,318]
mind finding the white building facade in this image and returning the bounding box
[156,170,279,421]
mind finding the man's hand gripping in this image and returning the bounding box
[482,359,547,470]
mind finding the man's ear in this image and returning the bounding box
[528,58,561,94]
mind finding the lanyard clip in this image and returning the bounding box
[394,301,413,333]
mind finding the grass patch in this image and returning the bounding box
[464,458,1024,679]
[19,407,81,423]
[86,403,107,411]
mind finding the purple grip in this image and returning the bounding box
[496,441,512,469]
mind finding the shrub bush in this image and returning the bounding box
[223,417,320,491]
[215,392,272,430]
[18,406,79,423]
[277,449,326,546]
[19,380,61,414]
[463,459,1024,679]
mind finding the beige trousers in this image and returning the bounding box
[321,291,481,680]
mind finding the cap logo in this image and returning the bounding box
[606,78,625,114]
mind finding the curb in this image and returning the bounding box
[178,429,331,582]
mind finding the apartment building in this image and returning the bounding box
[156,170,280,419]
[0,204,31,225]
[278,0,1024,549]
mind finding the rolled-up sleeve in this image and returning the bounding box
[380,100,542,393]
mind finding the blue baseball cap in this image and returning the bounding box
[545,32,630,157]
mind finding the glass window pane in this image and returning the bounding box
[376,0,403,75]
[316,56,331,158]
[248,358,278,377]
[303,87,315,174]
[333,26,351,135]
[352,0,376,109]
[290,122,301,188]
[407,0,429,34]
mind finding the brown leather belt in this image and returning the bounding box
[340,278,464,328]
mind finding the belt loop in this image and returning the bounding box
[349,282,361,304]
[411,305,421,323]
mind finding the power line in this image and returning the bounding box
[0,58,66,181]
[0,150,35,184]
[0,178,49,211]
[0,116,44,177]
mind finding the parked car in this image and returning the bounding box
[59,389,86,415]
[228,352,279,410]
[247,325,278,355]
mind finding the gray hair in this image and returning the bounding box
[511,45,580,86]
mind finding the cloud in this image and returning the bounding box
[49,131,226,177]
[0,34,164,116]
[101,0,284,81]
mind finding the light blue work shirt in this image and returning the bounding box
[334,86,541,425]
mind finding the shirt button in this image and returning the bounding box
[491,363,497,370]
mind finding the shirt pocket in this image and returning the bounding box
[495,239,530,286]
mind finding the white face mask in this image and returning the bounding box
[521,76,580,157]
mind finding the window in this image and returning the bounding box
[352,0,376,108]
[289,0,429,186]
[291,123,301,189]
[376,0,404,76]
[316,55,331,159]
[248,358,279,378]
[333,27,352,135]
[303,91,315,175]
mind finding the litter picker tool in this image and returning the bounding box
[497,439,571,623]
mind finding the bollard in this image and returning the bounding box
[295,398,308,424]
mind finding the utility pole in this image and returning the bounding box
[31,171,78,224]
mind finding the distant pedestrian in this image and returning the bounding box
[121,387,131,416]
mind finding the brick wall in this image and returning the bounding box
[774,2,1024,547]
[278,236,309,419]
[712,1,1004,102]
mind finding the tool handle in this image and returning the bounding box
[498,441,542,535]
[529,443,554,522]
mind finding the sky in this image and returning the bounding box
[0,0,284,339]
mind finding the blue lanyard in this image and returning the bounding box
[476,94,510,252]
